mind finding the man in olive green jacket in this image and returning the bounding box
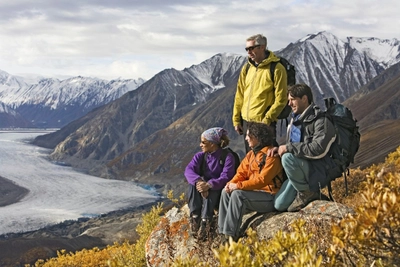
[233,34,288,152]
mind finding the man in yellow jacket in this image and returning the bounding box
[233,34,288,152]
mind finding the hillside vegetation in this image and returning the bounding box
[28,147,400,267]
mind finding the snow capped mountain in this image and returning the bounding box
[347,36,400,67]
[184,53,246,91]
[13,76,144,110]
[2,75,145,110]
[0,70,29,90]
[0,70,145,127]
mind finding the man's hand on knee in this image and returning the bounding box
[278,145,287,157]
[267,147,279,157]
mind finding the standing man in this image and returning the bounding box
[272,84,336,212]
[232,34,288,152]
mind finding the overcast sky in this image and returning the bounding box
[0,0,399,81]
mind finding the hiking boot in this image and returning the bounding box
[197,218,213,241]
[287,190,320,212]
[190,215,201,237]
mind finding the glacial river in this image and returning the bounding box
[0,130,158,235]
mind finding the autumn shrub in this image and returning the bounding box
[166,190,186,208]
[108,203,164,267]
[31,246,115,267]
[329,146,400,266]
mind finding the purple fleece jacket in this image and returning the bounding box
[184,148,236,190]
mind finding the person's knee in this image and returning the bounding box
[230,190,242,199]
[281,153,295,168]
[221,189,229,199]
[230,190,248,207]
[274,191,294,212]
[274,199,288,212]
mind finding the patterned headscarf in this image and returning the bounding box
[201,127,228,144]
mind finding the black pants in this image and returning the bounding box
[242,120,278,153]
[187,184,222,219]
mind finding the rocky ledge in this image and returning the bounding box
[146,201,355,267]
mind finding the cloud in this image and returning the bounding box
[0,0,399,80]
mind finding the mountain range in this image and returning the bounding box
[3,31,400,195]
[0,71,145,128]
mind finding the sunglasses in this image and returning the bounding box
[245,45,261,52]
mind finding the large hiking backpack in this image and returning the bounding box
[200,147,241,176]
[245,56,296,120]
[324,97,361,200]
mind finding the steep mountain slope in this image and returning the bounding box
[344,61,400,169]
[345,61,400,126]
[0,102,33,128]
[31,32,400,195]
[354,119,400,169]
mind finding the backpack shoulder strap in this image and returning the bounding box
[200,152,207,176]
[257,152,267,173]
[245,62,250,75]
[219,148,229,166]
[270,61,278,85]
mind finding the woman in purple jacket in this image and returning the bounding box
[184,127,237,241]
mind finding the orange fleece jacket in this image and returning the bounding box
[228,146,283,194]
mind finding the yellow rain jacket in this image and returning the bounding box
[232,51,288,126]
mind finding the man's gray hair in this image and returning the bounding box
[247,34,267,47]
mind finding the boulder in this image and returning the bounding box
[145,200,355,267]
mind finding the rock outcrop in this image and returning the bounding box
[145,201,354,267]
